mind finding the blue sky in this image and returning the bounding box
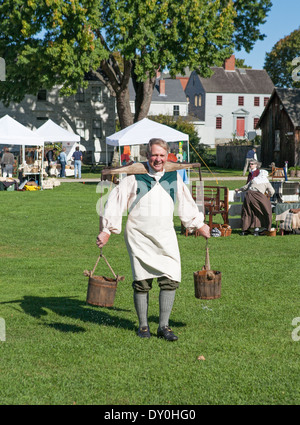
[234,0,300,69]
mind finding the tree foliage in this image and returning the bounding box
[264,27,300,88]
[227,0,272,52]
[0,0,273,128]
[235,58,252,69]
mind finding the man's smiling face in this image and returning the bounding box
[147,144,168,172]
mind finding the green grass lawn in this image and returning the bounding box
[0,181,299,405]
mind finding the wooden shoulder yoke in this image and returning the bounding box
[101,161,201,176]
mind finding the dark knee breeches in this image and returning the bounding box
[132,276,179,292]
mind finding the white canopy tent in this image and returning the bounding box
[0,115,45,186]
[106,117,190,164]
[35,119,82,161]
[0,114,44,146]
[106,118,191,182]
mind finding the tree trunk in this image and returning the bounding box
[115,76,156,128]
[133,76,156,123]
[116,86,133,129]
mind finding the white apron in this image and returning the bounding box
[124,181,181,282]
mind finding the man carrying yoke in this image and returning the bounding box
[97,138,210,341]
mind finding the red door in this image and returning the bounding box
[236,117,245,137]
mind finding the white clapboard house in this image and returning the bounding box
[185,55,274,147]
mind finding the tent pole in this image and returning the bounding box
[41,144,44,190]
[187,138,190,181]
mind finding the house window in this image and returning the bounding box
[75,119,85,138]
[238,96,244,106]
[91,86,102,102]
[216,117,222,129]
[37,90,47,101]
[216,95,223,105]
[254,96,260,106]
[173,105,180,116]
[194,95,202,107]
[253,117,260,129]
[264,97,269,106]
[93,119,102,138]
[75,88,85,102]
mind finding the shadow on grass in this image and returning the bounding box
[1,296,135,334]
[1,295,186,335]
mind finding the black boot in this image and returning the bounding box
[138,326,151,339]
[157,326,178,341]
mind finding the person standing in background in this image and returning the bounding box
[45,147,57,176]
[59,147,67,178]
[243,147,257,176]
[235,170,275,236]
[1,147,15,178]
[72,146,83,179]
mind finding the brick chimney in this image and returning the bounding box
[224,55,235,71]
[159,79,165,95]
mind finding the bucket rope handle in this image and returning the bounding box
[90,252,117,280]
[84,252,123,282]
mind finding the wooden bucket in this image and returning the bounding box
[84,253,124,307]
[87,275,118,307]
[193,270,222,300]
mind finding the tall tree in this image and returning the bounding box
[264,28,300,88]
[226,0,272,52]
[235,58,252,68]
[0,0,272,128]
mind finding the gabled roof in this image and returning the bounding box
[129,78,187,103]
[275,88,300,128]
[197,67,274,94]
[257,87,300,128]
[232,108,250,116]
